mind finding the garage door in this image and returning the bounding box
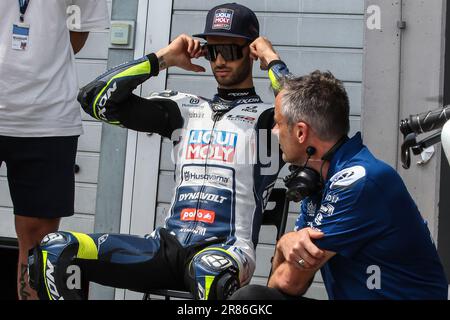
[0,1,112,237]
[153,0,364,300]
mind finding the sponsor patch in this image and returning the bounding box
[188,111,204,119]
[179,192,227,204]
[330,165,366,190]
[97,234,109,251]
[226,114,256,123]
[183,170,230,185]
[242,105,258,113]
[319,203,335,216]
[186,130,237,163]
[235,97,261,105]
[179,226,207,236]
[306,200,317,216]
[181,208,216,224]
[212,9,234,30]
[41,233,67,246]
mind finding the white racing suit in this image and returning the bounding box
[28,53,289,300]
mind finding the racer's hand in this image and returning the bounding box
[277,228,325,270]
[249,37,280,70]
[156,34,205,72]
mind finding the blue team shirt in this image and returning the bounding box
[295,133,448,300]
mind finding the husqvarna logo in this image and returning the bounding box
[186,130,237,162]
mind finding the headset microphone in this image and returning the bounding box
[306,146,316,156]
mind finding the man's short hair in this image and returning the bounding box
[281,70,350,141]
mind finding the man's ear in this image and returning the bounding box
[295,122,308,144]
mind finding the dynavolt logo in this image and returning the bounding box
[179,192,228,204]
[186,130,238,162]
[181,208,216,224]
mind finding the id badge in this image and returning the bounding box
[12,23,30,51]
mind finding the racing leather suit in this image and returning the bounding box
[28,53,290,300]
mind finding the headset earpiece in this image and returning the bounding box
[283,167,323,202]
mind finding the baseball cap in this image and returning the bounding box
[193,3,259,41]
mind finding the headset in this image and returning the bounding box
[283,136,348,202]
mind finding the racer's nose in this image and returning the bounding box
[215,53,226,66]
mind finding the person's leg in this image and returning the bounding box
[5,136,78,300]
[15,216,60,299]
[28,228,181,299]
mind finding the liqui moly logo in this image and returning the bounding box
[212,9,234,30]
[181,208,216,224]
[186,130,238,162]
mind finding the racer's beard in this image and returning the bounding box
[213,55,252,88]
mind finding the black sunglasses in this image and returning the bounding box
[202,43,248,62]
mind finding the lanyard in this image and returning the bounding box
[18,0,30,22]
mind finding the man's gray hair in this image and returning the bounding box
[280,70,350,141]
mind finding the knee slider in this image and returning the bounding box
[190,249,240,300]
[28,232,83,300]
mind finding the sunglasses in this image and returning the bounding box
[202,43,248,62]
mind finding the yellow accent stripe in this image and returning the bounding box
[70,232,98,260]
[92,59,151,119]
[269,68,282,92]
[42,250,53,300]
[205,276,215,300]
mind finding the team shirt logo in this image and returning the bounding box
[186,130,238,162]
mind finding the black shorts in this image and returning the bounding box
[0,135,78,218]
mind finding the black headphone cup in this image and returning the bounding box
[284,167,323,202]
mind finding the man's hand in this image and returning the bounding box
[268,228,334,296]
[249,37,280,70]
[277,228,325,270]
[155,34,206,72]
